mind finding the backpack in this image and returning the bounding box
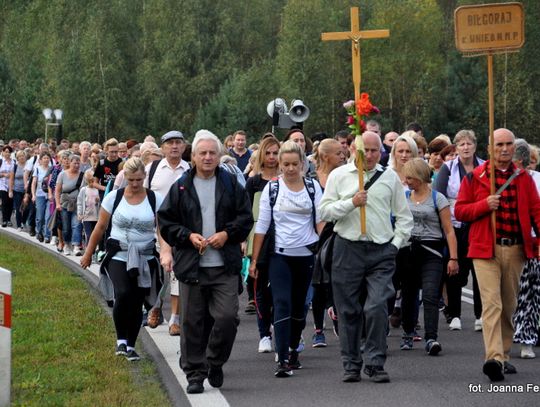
[147,159,161,190]
[268,176,318,231]
[111,187,157,217]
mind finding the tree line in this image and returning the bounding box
[0,0,538,148]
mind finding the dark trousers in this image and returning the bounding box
[312,283,331,331]
[83,221,97,247]
[254,268,273,339]
[332,236,396,372]
[268,253,314,363]
[27,200,35,230]
[12,191,26,227]
[108,259,146,347]
[0,190,13,224]
[180,267,239,382]
[400,242,444,341]
[444,226,482,319]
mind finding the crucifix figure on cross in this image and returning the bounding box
[321,7,389,102]
[321,6,389,234]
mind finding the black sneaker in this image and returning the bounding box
[363,365,390,383]
[186,381,204,394]
[342,370,361,382]
[29,228,36,237]
[37,233,44,242]
[425,339,442,356]
[503,361,517,374]
[288,350,302,370]
[275,361,293,378]
[483,359,504,381]
[126,349,141,361]
[244,300,256,314]
[115,343,128,356]
[208,366,224,388]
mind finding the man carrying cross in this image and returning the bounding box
[319,131,412,383]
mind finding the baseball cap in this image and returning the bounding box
[161,131,184,143]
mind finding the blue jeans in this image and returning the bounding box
[35,196,51,238]
[268,253,314,362]
[61,208,82,246]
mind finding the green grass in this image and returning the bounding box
[1,235,171,407]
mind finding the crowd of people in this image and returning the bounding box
[1,121,539,392]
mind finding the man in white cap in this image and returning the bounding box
[145,130,190,336]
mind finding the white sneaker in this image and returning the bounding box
[64,244,73,256]
[521,344,536,359]
[51,236,58,246]
[474,318,483,332]
[258,336,272,353]
[449,317,462,331]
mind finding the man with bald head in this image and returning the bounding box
[381,131,398,167]
[320,131,413,383]
[456,128,540,382]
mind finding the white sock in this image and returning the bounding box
[169,314,180,326]
[117,339,127,347]
[126,346,135,352]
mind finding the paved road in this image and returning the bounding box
[3,227,540,407]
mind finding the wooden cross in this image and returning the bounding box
[321,7,389,102]
[322,7,389,235]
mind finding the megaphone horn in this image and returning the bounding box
[289,99,310,122]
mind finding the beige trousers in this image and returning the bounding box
[473,244,525,362]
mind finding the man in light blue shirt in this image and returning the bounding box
[319,131,413,383]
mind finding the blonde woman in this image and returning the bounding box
[399,158,458,355]
[81,157,164,361]
[249,140,324,377]
[389,133,419,187]
[310,138,345,346]
[244,136,280,352]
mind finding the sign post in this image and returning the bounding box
[322,7,389,234]
[0,267,12,407]
[455,2,524,250]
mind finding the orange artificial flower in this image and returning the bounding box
[356,93,373,117]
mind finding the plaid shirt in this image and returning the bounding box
[487,162,521,240]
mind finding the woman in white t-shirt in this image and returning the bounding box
[249,140,324,377]
[80,157,163,361]
[31,152,52,242]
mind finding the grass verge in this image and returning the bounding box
[1,235,171,406]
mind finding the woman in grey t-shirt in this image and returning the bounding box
[55,155,84,256]
[398,158,459,356]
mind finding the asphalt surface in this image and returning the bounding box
[2,226,540,407]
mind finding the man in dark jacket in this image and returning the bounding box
[158,129,253,394]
